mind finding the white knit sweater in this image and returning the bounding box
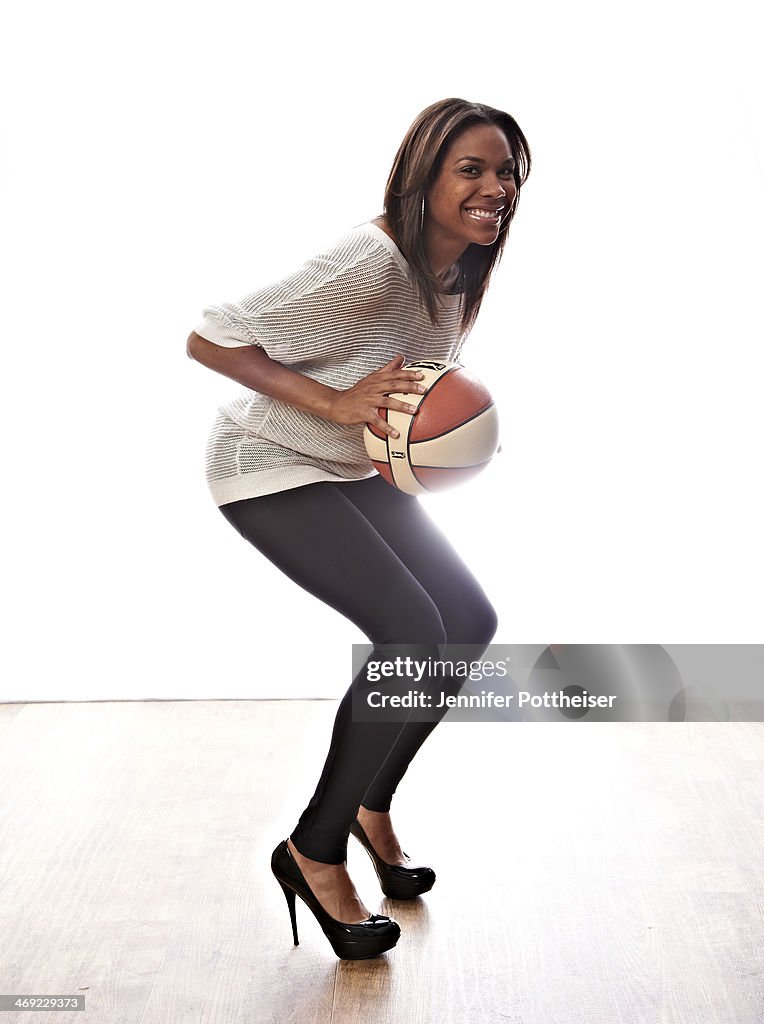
[194,222,469,505]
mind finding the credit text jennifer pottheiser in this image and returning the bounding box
[365,690,618,710]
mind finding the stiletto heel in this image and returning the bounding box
[349,819,436,899]
[271,839,401,960]
[277,877,299,945]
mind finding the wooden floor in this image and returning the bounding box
[0,700,762,1024]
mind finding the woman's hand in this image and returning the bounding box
[327,355,426,439]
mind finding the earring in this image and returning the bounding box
[420,195,425,231]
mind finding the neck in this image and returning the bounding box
[422,225,468,279]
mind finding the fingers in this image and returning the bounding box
[357,359,429,438]
[370,413,401,439]
[393,377,427,394]
[377,372,426,393]
[378,356,425,382]
[383,397,419,415]
[368,396,418,439]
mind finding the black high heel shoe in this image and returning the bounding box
[271,839,401,960]
[349,819,436,900]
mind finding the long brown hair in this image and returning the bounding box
[383,98,531,335]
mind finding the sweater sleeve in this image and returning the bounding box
[192,228,394,365]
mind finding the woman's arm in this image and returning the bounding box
[186,331,425,439]
[187,330,337,418]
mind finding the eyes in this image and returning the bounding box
[460,165,516,178]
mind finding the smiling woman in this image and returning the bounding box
[187,97,531,962]
[383,98,531,333]
[425,128,517,253]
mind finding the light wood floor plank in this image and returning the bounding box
[0,704,761,1023]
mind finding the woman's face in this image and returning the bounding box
[424,123,517,253]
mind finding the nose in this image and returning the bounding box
[480,173,508,198]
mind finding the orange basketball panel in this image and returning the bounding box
[410,368,493,443]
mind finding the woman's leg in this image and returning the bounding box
[334,475,498,815]
[218,480,447,865]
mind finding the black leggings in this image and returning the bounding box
[219,474,497,863]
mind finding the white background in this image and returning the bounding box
[2,0,762,701]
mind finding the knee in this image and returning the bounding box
[477,600,499,647]
[366,601,445,691]
[446,596,498,651]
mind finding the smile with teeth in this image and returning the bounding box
[464,206,504,222]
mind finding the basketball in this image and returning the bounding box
[363,360,500,496]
